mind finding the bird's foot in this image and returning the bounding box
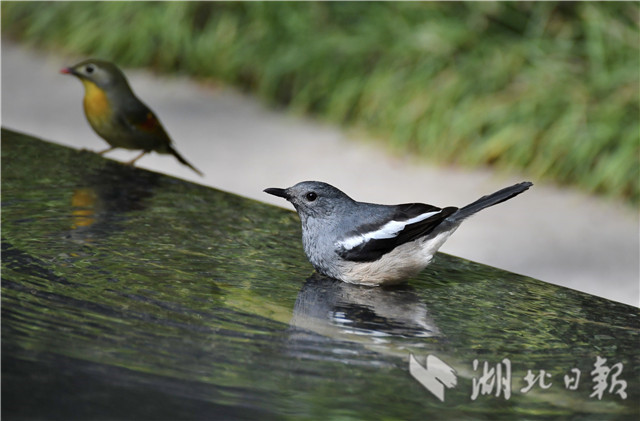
[97,147,116,156]
[124,151,147,166]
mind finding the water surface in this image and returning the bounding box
[2,129,638,420]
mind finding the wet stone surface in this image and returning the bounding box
[2,128,639,420]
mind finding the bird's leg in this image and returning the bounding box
[96,146,116,155]
[125,150,147,166]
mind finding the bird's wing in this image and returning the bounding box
[117,98,203,175]
[336,203,458,262]
[117,99,171,146]
[121,108,165,135]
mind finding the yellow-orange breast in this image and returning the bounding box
[81,80,113,131]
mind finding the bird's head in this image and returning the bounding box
[61,59,130,92]
[264,181,354,220]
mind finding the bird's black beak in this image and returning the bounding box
[264,188,289,200]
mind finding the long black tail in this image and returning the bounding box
[169,146,204,177]
[449,181,532,222]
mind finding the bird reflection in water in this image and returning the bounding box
[67,161,159,243]
[290,274,440,340]
[71,187,98,229]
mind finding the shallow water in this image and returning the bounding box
[2,129,638,420]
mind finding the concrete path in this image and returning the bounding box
[2,41,638,306]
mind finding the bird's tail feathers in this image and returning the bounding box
[169,145,204,177]
[449,182,532,222]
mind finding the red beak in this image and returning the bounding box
[60,67,72,75]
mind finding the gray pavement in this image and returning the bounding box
[2,41,638,306]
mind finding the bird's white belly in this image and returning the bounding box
[338,229,456,286]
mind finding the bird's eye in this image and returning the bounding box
[305,192,317,202]
[85,64,95,74]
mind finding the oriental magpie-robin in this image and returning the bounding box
[264,181,532,286]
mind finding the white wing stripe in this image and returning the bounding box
[338,210,441,250]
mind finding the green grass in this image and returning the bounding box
[3,2,639,205]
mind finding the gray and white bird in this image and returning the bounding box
[264,181,532,286]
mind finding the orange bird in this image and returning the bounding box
[61,59,203,176]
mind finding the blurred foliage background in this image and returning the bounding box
[2,2,639,205]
